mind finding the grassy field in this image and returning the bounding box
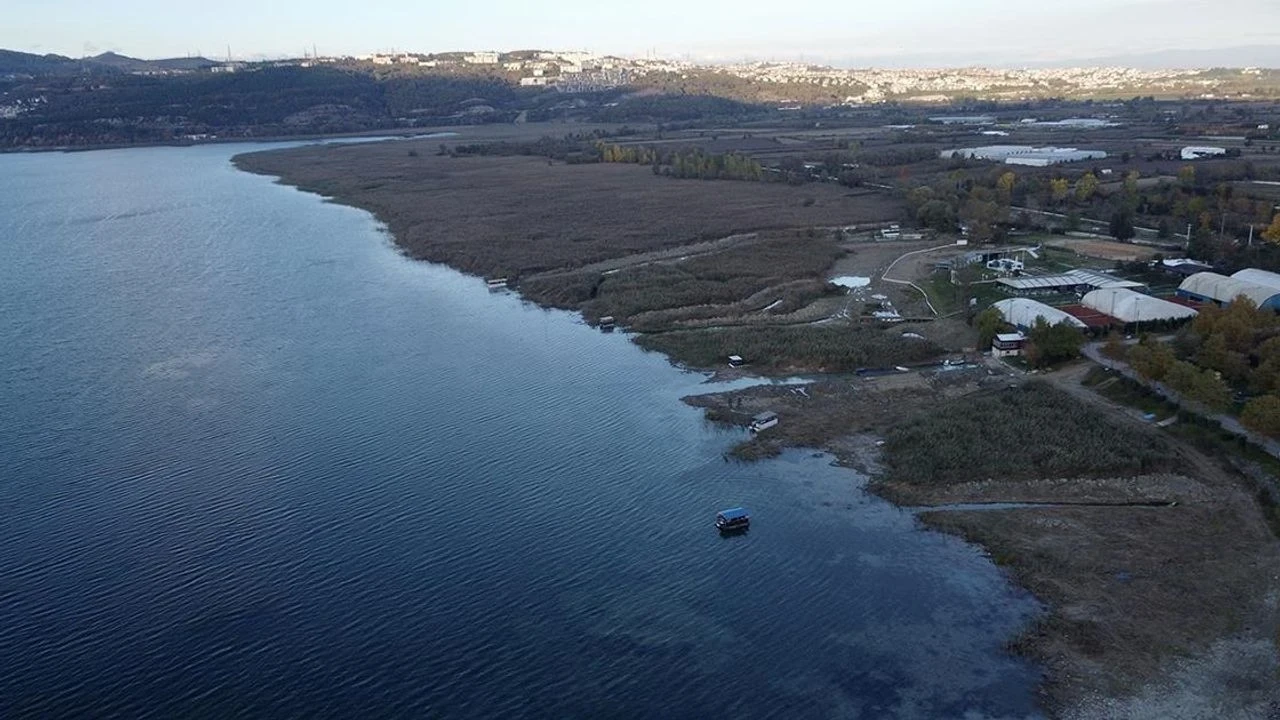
[234,138,900,279]
[882,380,1173,485]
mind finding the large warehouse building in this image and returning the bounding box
[992,298,1087,329]
[1177,272,1280,310]
[1082,288,1198,323]
[997,268,1144,296]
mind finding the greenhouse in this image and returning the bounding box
[1178,272,1280,309]
[1082,288,1198,323]
[991,298,1086,329]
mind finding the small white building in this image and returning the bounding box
[992,332,1027,358]
[1181,146,1227,160]
[464,51,499,65]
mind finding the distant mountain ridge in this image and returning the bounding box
[0,49,216,76]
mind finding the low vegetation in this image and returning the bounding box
[234,140,895,279]
[518,234,845,322]
[883,381,1172,484]
[637,325,940,373]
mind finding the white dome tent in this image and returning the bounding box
[1178,272,1280,309]
[991,298,1086,329]
[1082,288,1197,324]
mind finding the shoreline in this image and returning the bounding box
[0,125,516,155]
[230,138,1280,718]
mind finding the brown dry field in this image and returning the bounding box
[235,138,900,278]
[1046,237,1161,262]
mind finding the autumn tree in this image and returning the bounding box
[1263,214,1280,244]
[1127,338,1177,381]
[1050,178,1070,204]
[1075,172,1099,203]
[1241,395,1280,437]
[996,171,1016,204]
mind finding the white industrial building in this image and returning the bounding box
[1178,272,1280,310]
[1181,146,1227,160]
[940,145,1107,166]
[992,298,1087,329]
[1081,288,1198,323]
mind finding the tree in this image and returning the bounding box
[1178,165,1196,188]
[996,171,1016,203]
[1025,318,1083,368]
[1050,178,1070,204]
[1241,394,1280,437]
[1263,214,1280,244]
[974,307,1005,348]
[1109,210,1135,241]
[1189,367,1231,412]
[1075,172,1099,203]
[1127,338,1176,381]
[916,199,957,233]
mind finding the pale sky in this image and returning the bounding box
[5,0,1280,66]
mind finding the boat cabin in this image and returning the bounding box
[716,507,750,531]
[728,355,745,368]
[749,411,778,433]
[599,315,616,331]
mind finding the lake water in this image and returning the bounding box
[0,143,1042,718]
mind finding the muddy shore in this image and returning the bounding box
[232,134,1280,718]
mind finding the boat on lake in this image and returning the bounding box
[716,507,750,532]
[749,411,778,433]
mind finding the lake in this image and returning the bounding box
[0,142,1042,718]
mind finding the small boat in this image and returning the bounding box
[749,411,778,433]
[716,507,750,532]
[599,315,616,332]
[727,355,744,368]
[486,277,509,290]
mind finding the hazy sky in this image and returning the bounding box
[5,0,1280,65]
